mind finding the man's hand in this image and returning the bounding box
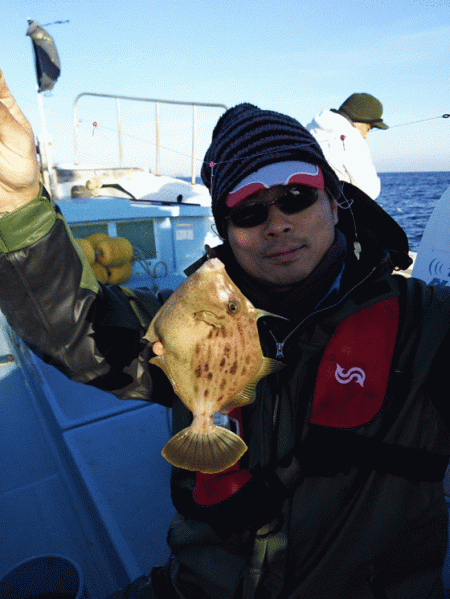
[0,70,40,212]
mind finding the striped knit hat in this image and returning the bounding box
[201,103,342,238]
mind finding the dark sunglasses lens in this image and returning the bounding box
[277,188,319,214]
[229,203,268,228]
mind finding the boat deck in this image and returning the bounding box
[0,311,175,597]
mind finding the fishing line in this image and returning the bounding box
[206,141,322,196]
[32,100,323,184]
[206,112,450,192]
[16,90,449,176]
[389,114,450,128]
[76,117,204,166]
[16,98,210,168]
[335,192,361,259]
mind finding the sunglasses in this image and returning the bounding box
[227,186,320,228]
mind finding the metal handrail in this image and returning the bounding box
[73,93,227,184]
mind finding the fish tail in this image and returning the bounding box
[161,425,247,474]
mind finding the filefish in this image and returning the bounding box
[144,257,282,474]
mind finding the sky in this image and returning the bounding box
[2,0,449,179]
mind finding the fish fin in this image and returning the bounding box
[142,331,152,343]
[194,310,223,328]
[149,355,171,379]
[261,356,285,374]
[228,382,258,408]
[149,356,183,398]
[256,308,289,321]
[149,354,164,368]
[225,357,285,409]
[161,425,247,474]
[143,319,157,342]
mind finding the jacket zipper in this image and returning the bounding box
[267,265,379,360]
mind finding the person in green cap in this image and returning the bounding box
[307,93,388,200]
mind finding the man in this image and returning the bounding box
[306,92,388,200]
[0,71,449,598]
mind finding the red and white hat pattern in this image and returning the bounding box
[225,161,324,208]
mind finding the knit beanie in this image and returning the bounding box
[201,103,343,238]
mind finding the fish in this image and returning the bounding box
[143,257,283,474]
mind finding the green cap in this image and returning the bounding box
[338,93,388,129]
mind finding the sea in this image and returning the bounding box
[185,171,450,253]
[378,171,450,252]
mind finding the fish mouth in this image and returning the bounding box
[194,310,224,328]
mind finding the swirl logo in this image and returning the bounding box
[335,364,366,387]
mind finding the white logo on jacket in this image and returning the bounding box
[334,364,366,387]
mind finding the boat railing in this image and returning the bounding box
[73,93,227,184]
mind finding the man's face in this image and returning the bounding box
[353,122,372,139]
[226,185,338,289]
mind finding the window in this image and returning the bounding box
[116,220,156,260]
[69,222,109,239]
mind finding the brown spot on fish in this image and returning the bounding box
[220,379,226,390]
[220,357,226,368]
[230,361,238,375]
[195,365,202,378]
[207,372,213,380]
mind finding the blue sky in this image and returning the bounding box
[2,0,449,177]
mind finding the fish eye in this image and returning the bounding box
[227,300,241,315]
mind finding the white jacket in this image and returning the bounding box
[306,110,381,200]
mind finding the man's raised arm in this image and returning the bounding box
[0,70,40,211]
